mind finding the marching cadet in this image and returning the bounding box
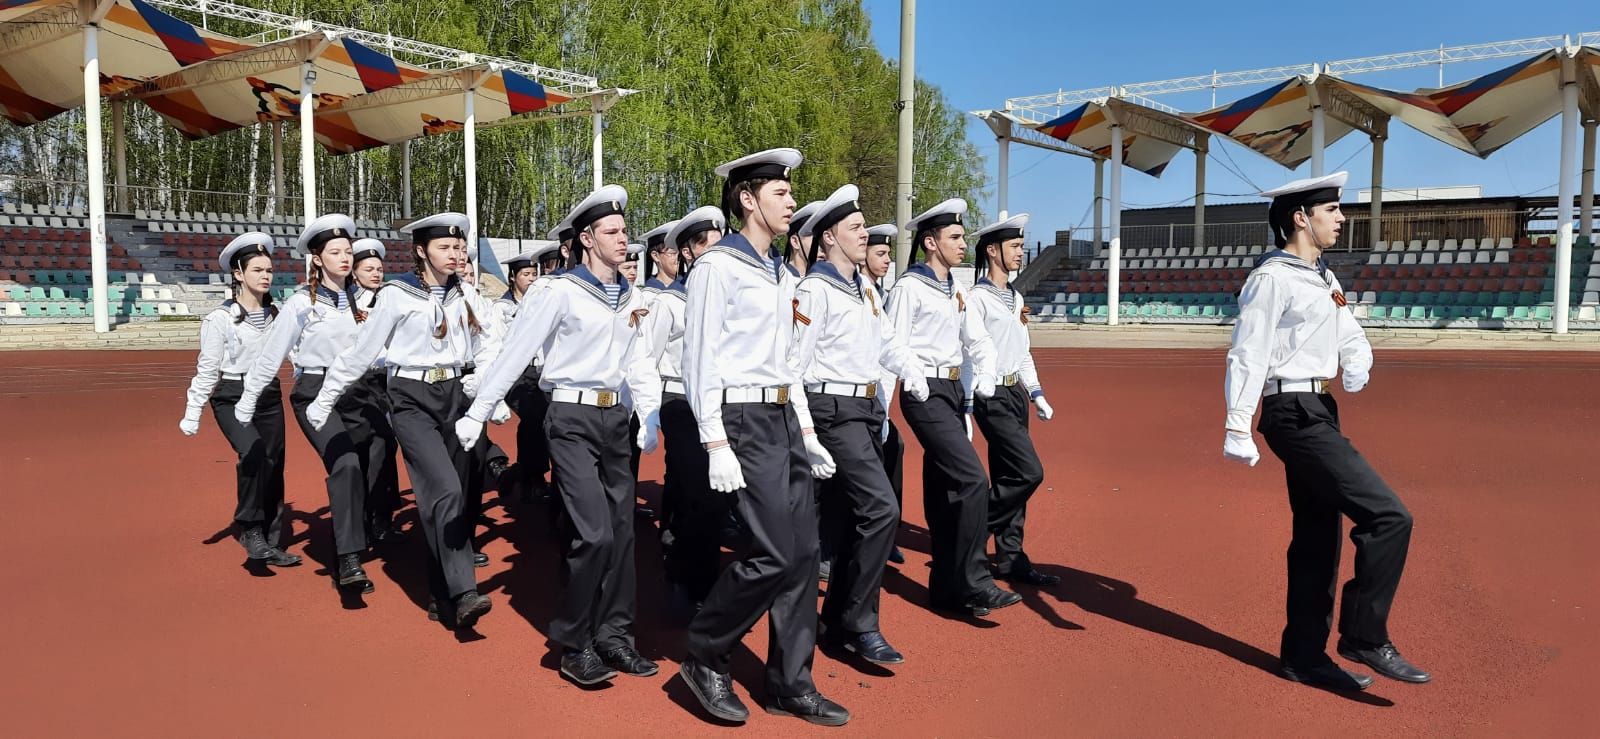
[497,242,561,502]
[351,238,403,545]
[679,149,848,727]
[623,240,651,519]
[455,244,512,568]
[887,199,1021,618]
[304,212,498,629]
[622,242,643,285]
[792,184,926,665]
[648,207,726,618]
[783,200,822,277]
[236,214,378,594]
[864,224,906,565]
[1224,172,1429,690]
[456,185,663,686]
[179,233,300,568]
[966,215,1060,587]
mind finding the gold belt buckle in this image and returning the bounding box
[775,386,789,405]
[865,382,878,399]
[1003,374,1018,386]
[595,390,618,408]
[945,367,961,381]
[426,367,449,383]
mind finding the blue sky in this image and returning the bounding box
[861,0,1598,243]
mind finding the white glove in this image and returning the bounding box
[1343,369,1369,394]
[879,420,891,443]
[706,445,746,493]
[802,432,836,479]
[636,412,660,454]
[461,373,479,399]
[233,400,256,426]
[179,412,201,436]
[1033,395,1054,421]
[964,413,974,441]
[490,401,512,424]
[454,415,483,451]
[1223,429,1260,467]
[306,402,331,432]
[973,378,995,399]
[903,375,930,402]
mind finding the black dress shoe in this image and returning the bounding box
[1281,661,1375,691]
[237,527,273,560]
[560,647,618,685]
[965,586,1022,614]
[764,692,850,727]
[887,546,905,565]
[998,567,1061,586]
[931,597,989,617]
[843,631,904,665]
[264,546,302,567]
[1338,640,1432,683]
[487,457,511,490]
[335,553,374,593]
[599,644,658,677]
[679,660,748,723]
[427,600,440,622]
[473,552,490,568]
[452,590,491,629]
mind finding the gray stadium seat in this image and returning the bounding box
[1474,251,1491,264]
[1402,253,1417,265]
[1420,252,1436,265]
[1442,239,1458,251]
[1407,240,1423,252]
[1424,239,1440,251]
[1492,250,1509,264]
[1439,253,1455,264]
[1496,237,1512,249]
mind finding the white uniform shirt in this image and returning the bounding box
[968,276,1043,396]
[183,301,275,417]
[466,265,660,424]
[642,277,688,382]
[884,263,998,400]
[1224,251,1372,431]
[792,262,921,388]
[239,285,359,412]
[683,233,815,445]
[310,274,502,415]
[353,286,389,370]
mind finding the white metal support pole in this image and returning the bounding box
[1309,104,1326,177]
[85,22,109,332]
[270,120,284,217]
[1193,132,1207,250]
[893,0,916,274]
[298,61,317,224]
[401,139,412,219]
[591,107,604,190]
[1093,158,1104,253]
[1554,55,1578,334]
[464,87,479,256]
[1108,123,1123,326]
[1581,119,1596,241]
[1371,127,1386,248]
[112,100,127,212]
[996,121,1010,219]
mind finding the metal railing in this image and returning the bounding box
[1061,209,1528,255]
[1,174,400,223]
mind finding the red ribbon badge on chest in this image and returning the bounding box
[792,298,810,326]
[1020,305,1031,325]
[629,308,649,327]
[1331,291,1348,308]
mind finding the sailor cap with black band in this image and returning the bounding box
[904,198,968,257]
[626,242,645,261]
[220,232,274,273]
[715,148,803,221]
[402,212,471,245]
[1262,171,1347,248]
[789,201,823,238]
[503,250,537,273]
[530,239,563,263]
[546,217,575,244]
[971,213,1029,248]
[801,184,861,264]
[351,238,386,263]
[562,184,628,267]
[640,222,679,281]
[667,206,726,250]
[296,214,358,253]
[865,224,898,246]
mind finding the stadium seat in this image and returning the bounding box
[1438,253,1454,265]
[1407,240,1423,252]
[1420,253,1436,265]
[1442,239,1458,251]
[1534,306,1553,320]
[1424,240,1440,251]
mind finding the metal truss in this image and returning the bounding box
[141,0,600,92]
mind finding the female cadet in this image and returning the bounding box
[496,244,556,502]
[678,149,848,727]
[306,212,497,629]
[455,185,661,686]
[179,233,299,568]
[236,214,377,593]
[454,245,511,568]
[966,215,1060,587]
[783,200,822,278]
[1224,172,1428,691]
[647,207,726,618]
[792,185,926,665]
[864,224,906,565]
[351,238,403,545]
[886,199,1020,618]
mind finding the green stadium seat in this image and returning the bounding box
[1475,291,1496,306]
[1490,306,1510,319]
[1416,292,1437,305]
[1201,305,1219,317]
[1220,305,1240,317]
[1534,306,1553,320]
[1185,305,1202,317]
[64,303,85,317]
[46,287,65,301]
[1407,306,1427,320]
[1511,306,1531,320]
[27,286,46,300]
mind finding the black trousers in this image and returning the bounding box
[685,402,818,697]
[289,372,373,556]
[1258,392,1414,667]
[210,378,288,545]
[506,365,550,485]
[811,393,897,634]
[387,377,478,601]
[974,383,1046,575]
[358,369,402,527]
[882,419,904,517]
[659,392,724,601]
[544,401,637,651]
[899,378,995,605]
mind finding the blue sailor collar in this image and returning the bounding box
[1255,249,1331,285]
[645,277,671,291]
[715,232,784,281]
[385,271,464,301]
[567,263,631,297]
[904,262,953,295]
[806,260,863,297]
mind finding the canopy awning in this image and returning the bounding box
[1034,99,1187,177]
[1421,49,1565,157]
[1187,77,1356,169]
[313,64,573,154]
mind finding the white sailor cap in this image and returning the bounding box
[626,243,645,261]
[530,239,563,262]
[905,198,968,234]
[401,212,470,244]
[220,232,274,272]
[790,200,824,236]
[1262,171,1347,246]
[800,185,861,239]
[641,220,678,251]
[566,184,629,235]
[866,224,898,246]
[503,251,537,271]
[1259,171,1348,201]
[667,206,726,250]
[546,216,574,243]
[351,238,386,263]
[296,213,358,253]
[714,148,803,183]
[971,213,1030,246]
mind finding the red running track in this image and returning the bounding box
[1,348,1596,736]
